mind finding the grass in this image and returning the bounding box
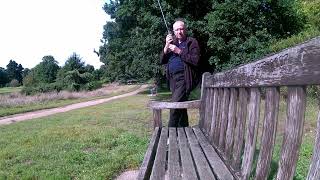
[0,84,140,117]
[0,94,153,179]
[0,86,317,179]
[0,87,22,94]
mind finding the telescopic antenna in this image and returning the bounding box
[157,0,170,34]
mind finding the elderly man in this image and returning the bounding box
[160,20,201,127]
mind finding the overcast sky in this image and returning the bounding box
[0,0,111,69]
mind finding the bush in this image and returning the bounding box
[9,79,20,87]
[82,81,103,91]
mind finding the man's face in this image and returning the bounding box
[173,21,186,41]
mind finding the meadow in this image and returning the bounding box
[0,87,22,95]
[0,87,317,179]
[0,84,139,117]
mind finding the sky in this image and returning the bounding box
[0,0,111,69]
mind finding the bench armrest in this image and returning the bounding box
[148,100,201,128]
[148,100,201,109]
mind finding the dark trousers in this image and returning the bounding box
[168,71,189,127]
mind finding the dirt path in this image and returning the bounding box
[0,85,149,126]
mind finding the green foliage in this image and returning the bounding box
[205,0,304,70]
[63,53,85,73]
[99,0,306,81]
[0,68,9,87]
[8,79,20,87]
[33,56,60,84]
[6,60,24,84]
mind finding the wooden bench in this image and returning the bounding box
[138,36,320,180]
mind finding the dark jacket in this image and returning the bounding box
[160,37,201,94]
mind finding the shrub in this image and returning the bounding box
[9,79,20,87]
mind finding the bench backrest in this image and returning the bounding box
[199,37,320,180]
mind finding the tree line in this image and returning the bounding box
[0,53,105,94]
[98,0,315,83]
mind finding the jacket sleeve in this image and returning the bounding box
[160,51,170,65]
[180,38,200,67]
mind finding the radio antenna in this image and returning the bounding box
[157,0,170,34]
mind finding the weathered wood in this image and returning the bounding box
[199,73,210,129]
[232,88,248,170]
[255,87,280,180]
[225,88,238,161]
[219,88,231,151]
[307,108,320,180]
[168,128,181,179]
[137,127,161,180]
[276,86,306,180]
[177,128,198,179]
[213,88,223,146]
[204,88,214,135]
[148,100,201,109]
[193,127,235,180]
[209,88,219,143]
[185,127,216,180]
[205,37,320,88]
[241,88,261,180]
[150,127,168,180]
[153,109,162,128]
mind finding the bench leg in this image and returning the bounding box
[153,109,162,128]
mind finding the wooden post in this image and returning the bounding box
[153,109,162,129]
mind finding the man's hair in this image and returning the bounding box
[173,18,187,29]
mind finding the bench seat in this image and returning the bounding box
[137,127,234,180]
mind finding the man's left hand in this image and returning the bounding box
[168,44,182,55]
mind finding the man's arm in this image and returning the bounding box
[180,38,200,67]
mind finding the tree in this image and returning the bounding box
[205,0,305,70]
[99,0,304,82]
[6,60,24,84]
[63,53,85,72]
[0,67,9,87]
[33,55,60,83]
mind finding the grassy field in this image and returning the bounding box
[0,85,140,117]
[0,89,316,179]
[0,87,22,94]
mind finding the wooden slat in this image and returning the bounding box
[185,127,216,180]
[177,128,198,179]
[153,109,162,128]
[137,127,161,180]
[225,88,238,160]
[209,88,219,143]
[232,88,248,170]
[168,128,181,179]
[205,37,320,87]
[219,88,231,151]
[193,127,235,180]
[148,100,201,109]
[204,88,214,135]
[255,87,280,180]
[276,86,306,180]
[307,109,320,180]
[199,73,211,129]
[213,88,223,146]
[241,88,261,180]
[150,127,168,180]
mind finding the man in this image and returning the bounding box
[160,20,201,127]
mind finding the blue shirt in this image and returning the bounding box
[168,41,187,74]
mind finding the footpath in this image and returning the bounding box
[0,85,149,126]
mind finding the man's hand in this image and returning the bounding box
[163,34,174,54]
[168,44,182,55]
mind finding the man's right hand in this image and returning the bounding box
[163,34,173,54]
